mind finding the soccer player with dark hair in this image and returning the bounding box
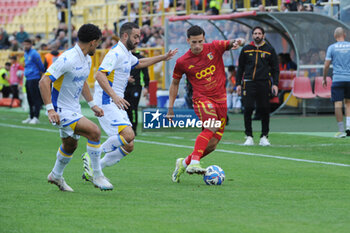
[236,26,279,146]
[39,23,113,191]
[168,25,245,181]
[81,22,177,183]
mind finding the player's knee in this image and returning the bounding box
[120,127,135,143]
[89,125,101,142]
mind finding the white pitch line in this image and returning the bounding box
[1,123,350,167]
[135,139,350,167]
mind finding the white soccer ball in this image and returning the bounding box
[16,70,24,78]
[203,165,225,185]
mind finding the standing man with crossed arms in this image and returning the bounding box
[82,22,178,183]
[168,25,245,182]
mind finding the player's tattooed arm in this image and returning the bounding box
[228,38,245,50]
[136,49,179,68]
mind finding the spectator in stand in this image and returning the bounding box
[8,36,20,51]
[0,62,11,98]
[209,0,223,15]
[9,56,24,101]
[140,25,152,47]
[284,53,297,70]
[16,25,29,44]
[44,44,61,70]
[140,8,151,26]
[278,53,287,71]
[101,36,113,49]
[22,39,45,125]
[102,24,114,38]
[258,4,267,12]
[227,65,241,112]
[0,27,10,49]
[305,4,314,12]
[40,43,49,50]
[285,0,298,11]
[54,30,68,50]
[280,3,289,12]
[53,0,75,23]
[34,35,44,50]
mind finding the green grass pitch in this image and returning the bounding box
[1,107,350,233]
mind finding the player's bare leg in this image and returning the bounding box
[76,117,113,191]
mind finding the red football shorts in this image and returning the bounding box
[193,98,227,140]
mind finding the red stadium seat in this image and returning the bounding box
[314,76,332,98]
[278,70,295,91]
[292,77,316,99]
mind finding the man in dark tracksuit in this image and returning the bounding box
[124,50,149,135]
[236,26,279,146]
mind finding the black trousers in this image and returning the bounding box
[242,80,271,137]
[25,79,42,119]
[1,86,11,98]
[124,85,142,134]
[10,84,19,99]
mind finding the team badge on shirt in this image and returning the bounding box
[207,52,213,60]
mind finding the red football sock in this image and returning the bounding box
[191,129,214,161]
[184,155,191,166]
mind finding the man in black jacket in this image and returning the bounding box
[124,50,150,135]
[236,26,279,146]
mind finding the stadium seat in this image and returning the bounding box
[314,76,332,98]
[292,77,316,115]
[292,77,316,99]
[278,70,295,91]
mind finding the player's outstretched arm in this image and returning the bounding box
[166,78,180,121]
[39,74,60,125]
[81,81,104,117]
[228,38,245,50]
[95,71,130,110]
[136,49,178,69]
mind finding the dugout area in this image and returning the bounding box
[164,11,350,114]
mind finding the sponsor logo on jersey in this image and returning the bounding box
[195,65,216,79]
[207,52,213,60]
[188,65,194,69]
[73,75,86,82]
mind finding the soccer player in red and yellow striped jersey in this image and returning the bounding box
[167,25,245,182]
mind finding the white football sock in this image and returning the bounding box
[87,140,103,177]
[338,121,344,132]
[346,117,350,129]
[52,145,72,178]
[189,160,200,165]
[102,135,128,153]
[182,159,188,168]
[100,147,129,169]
